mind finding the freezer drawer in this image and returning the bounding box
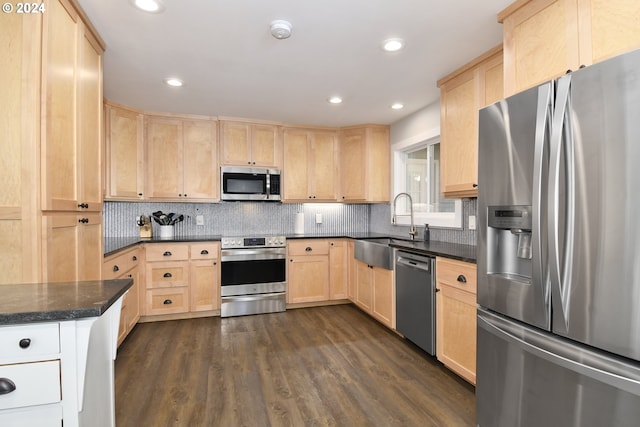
[477,308,640,427]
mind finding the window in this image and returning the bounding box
[393,137,462,228]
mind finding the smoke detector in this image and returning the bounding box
[270,20,292,39]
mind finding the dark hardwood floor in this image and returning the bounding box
[115,304,476,426]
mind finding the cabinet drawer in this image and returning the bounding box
[0,323,59,362]
[146,262,189,289]
[0,361,61,410]
[436,257,477,294]
[103,247,140,279]
[190,243,219,260]
[288,239,329,256]
[0,404,62,427]
[146,288,189,315]
[145,244,189,262]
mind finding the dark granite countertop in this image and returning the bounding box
[0,279,133,325]
[104,233,476,263]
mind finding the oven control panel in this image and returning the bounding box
[221,236,286,249]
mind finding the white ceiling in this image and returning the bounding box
[77,0,513,127]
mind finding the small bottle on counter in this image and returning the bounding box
[424,224,430,242]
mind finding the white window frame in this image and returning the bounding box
[392,134,462,229]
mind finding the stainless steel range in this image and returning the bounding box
[220,235,286,317]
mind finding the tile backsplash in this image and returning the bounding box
[103,201,370,237]
[104,199,477,246]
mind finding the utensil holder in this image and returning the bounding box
[158,225,175,239]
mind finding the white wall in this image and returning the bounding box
[390,101,440,148]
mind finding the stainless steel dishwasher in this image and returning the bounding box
[395,250,436,355]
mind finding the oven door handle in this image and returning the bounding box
[221,292,285,302]
[221,248,286,262]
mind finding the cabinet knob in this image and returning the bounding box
[457,275,467,283]
[213,262,217,265]
[0,378,16,395]
[200,250,209,255]
[163,299,173,305]
[138,193,143,197]
[19,338,31,349]
[472,183,478,188]
[132,256,137,261]
[163,272,172,278]
[184,194,188,197]
[163,251,172,257]
[128,274,132,278]
[305,247,312,252]
[178,194,182,197]
[113,265,120,272]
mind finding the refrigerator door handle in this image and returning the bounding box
[532,84,552,309]
[548,75,576,332]
[478,309,640,397]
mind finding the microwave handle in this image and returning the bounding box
[266,172,271,199]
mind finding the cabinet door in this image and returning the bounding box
[283,129,310,200]
[339,129,366,201]
[436,284,477,384]
[251,124,280,167]
[146,116,183,199]
[41,0,78,211]
[354,260,373,311]
[366,126,391,202]
[190,259,220,312]
[480,51,504,108]
[182,120,218,200]
[440,69,478,197]
[310,131,337,201]
[579,0,640,64]
[42,212,102,282]
[0,12,40,284]
[372,267,394,328]
[77,28,102,212]
[220,121,251,165]
[105,104,144,200]
[329,241,347,300]
[502,0,580,96]
[287,255,329,303]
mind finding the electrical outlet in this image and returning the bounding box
[196,215,204,226]
[469,215,476,230]
[315,213,322,224]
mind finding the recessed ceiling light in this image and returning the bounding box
[132,0,164,13]
[391,103,404,110]
[382,38,405,52]
[164,78,183,87]
[328,96,343,104]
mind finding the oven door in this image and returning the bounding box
[220,248,286,296]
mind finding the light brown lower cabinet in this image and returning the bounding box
[435,257,477,384]
[353,258,395,329]
[144,242,220,317]
[103,246,142,345]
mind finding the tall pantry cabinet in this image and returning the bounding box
[0,0,105,284]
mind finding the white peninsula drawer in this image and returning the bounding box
[0,323,60,362]
[0,361,61,410]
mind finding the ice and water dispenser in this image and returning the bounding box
[486,205,533,283]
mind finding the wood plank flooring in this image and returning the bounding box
[115,304,476,426]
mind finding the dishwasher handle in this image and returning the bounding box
[397,256,431,272]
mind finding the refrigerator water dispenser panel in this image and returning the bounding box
[487,205,533,282]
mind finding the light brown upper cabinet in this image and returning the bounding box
[105,102,145,200]
[219,120,281,167]
[145,115,218,201]
[282,127,338,202]
[437,46,503,198]
[41,0,103,213]
[338,125,390,203]
[500,0,640,96]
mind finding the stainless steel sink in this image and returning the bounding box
[354,238,394,270]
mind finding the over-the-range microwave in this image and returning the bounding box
[220,166,281,201]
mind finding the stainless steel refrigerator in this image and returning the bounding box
[477,48,640,427]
